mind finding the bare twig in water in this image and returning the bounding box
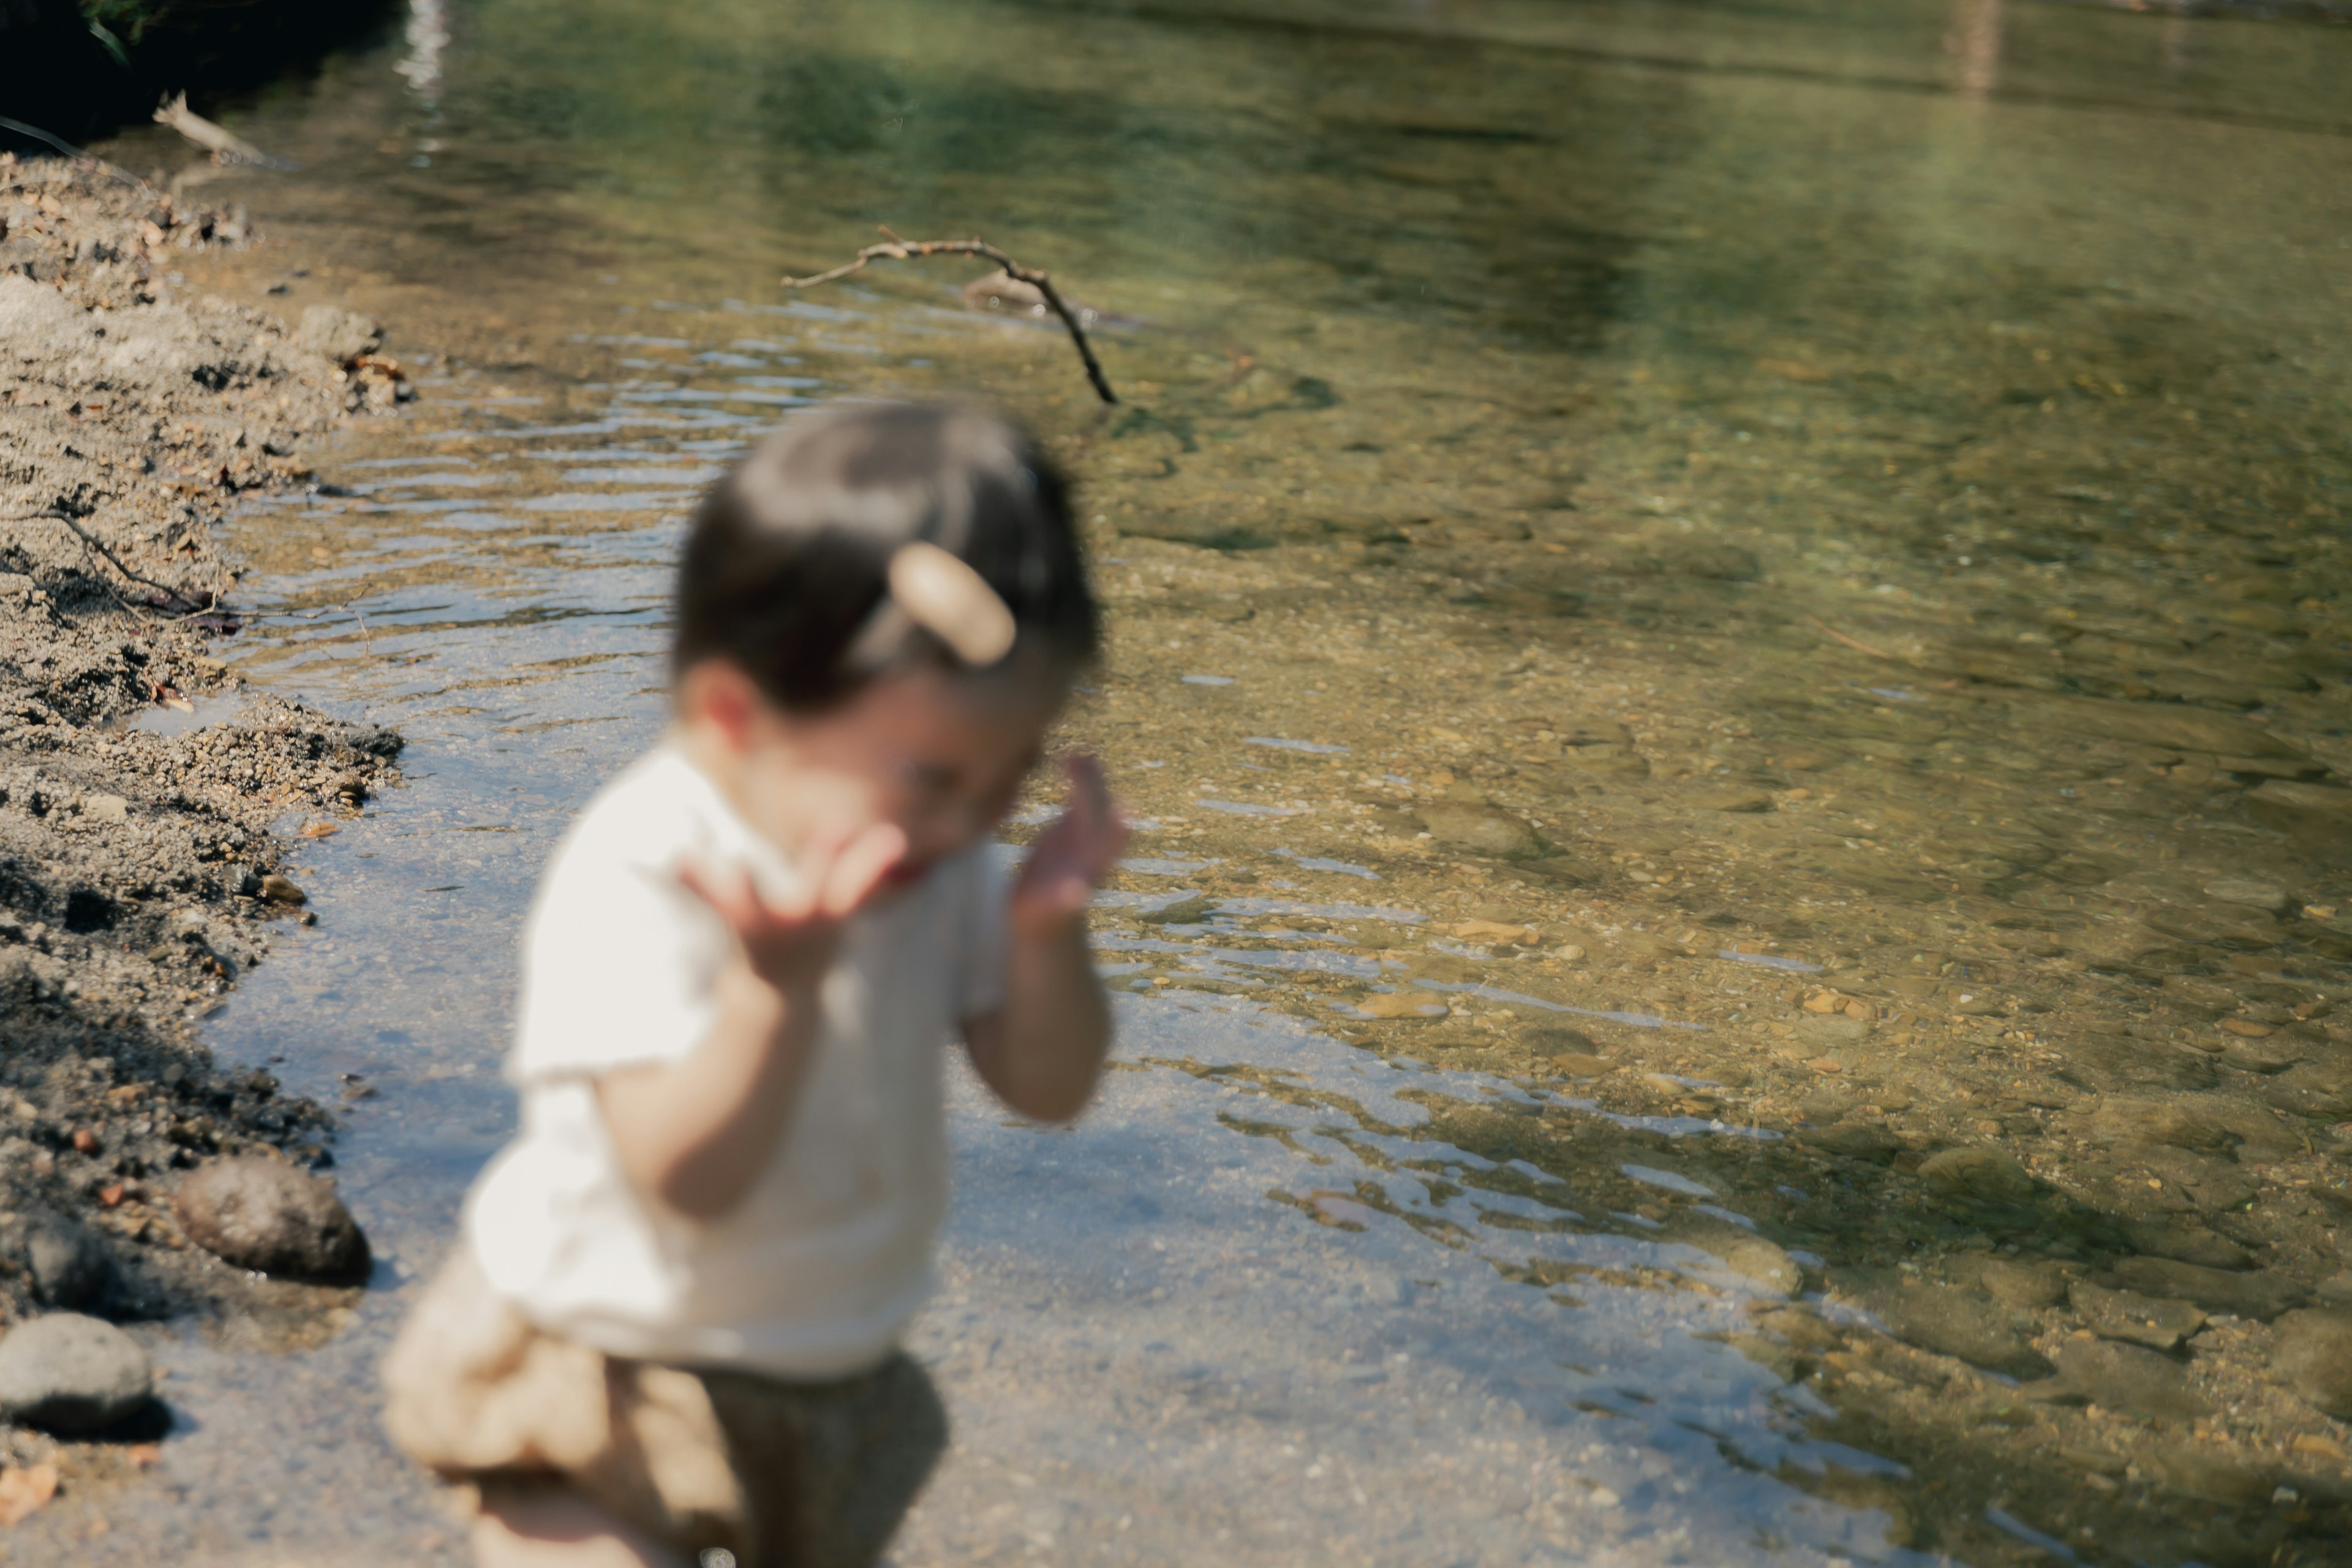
[1802,615,1898,661]
[244,596,374,654]
[2,508,209,612]
[784,228,1118,405]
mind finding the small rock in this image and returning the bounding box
[1690,786,1773,813]
[174,1155,369,1280]
[2086,1096,2237,1155]
[2109,1257,2306,1322]
[2037,1338,2211,1422]
[1856,1276,2050,1378]
[1795,1012,1872,1047]
[1722,1238,1803,1293]
[1420,802,1543,859]
[258,873,306,905]
[2070,1281,2206,1350]
[21,1212,107,1308]
[2123,1219,2252,1272]
[1809,1120,1902,1162]
[81,793,127,824]
[0,1313,153,1434]
[2141,1442,2274,1507]
[2262,1057,2352,1120]
[1918,1146,2035,1203]
[294,305,383,364]
[1136,895,1212,926]
[1528,1025,1603,1058]
[1355,991,1449,1020]
[1950,1256,2070,1310]
[2271,1309,2352,1419]
[2203,878,2290,913]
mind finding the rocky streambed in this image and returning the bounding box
[0,154,401,1512]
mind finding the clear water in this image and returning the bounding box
[21,0,2351,1562]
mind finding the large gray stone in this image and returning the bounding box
[0,1313,153,1434]
[175,1155,369,1281]
[2271,1309,2352,1420]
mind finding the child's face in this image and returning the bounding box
[682,658,1066,884]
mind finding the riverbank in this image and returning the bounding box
[0,154,402,1494]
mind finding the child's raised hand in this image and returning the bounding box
[679,820,908,992]
[1009,753,1128,937]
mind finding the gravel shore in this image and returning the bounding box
[0,154,402,1365]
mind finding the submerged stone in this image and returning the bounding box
[2070,1281,2206,1351]
[1917,1146,2035,1204]
[2109,1257,2305,1322]
[2271,1309,2352,1420]
[2038,1338,2211,1422]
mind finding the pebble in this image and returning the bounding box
[1917,1146,2035,1203]
[1721,1238,1803,1293]
[2109,1257,2305,1322]
[294,304,383,364]
[1858,1276,2049,1377]
[1689,786,1773,813]
[2068,1281,2206,1350]
[2271,1309,2352,1419]
[2040,1338,2211,1422]
[1355,992,1449,1020]
[2085,1096,2236,1155]
[2139,1442,2275,1507]
[2203,878,2290,913]
[1794,1012,1872,1047]
[0,1313,153,1434]
[2122,1219,2252,1272]
[174,1155,370,1281]
[259,873,307,905]
[1950,1256,2069,1310]
[1419,802,1543,859]
[1807,1120,1902,1162]
[20,1211,107,1308]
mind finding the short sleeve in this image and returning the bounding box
[508,848,728,1083]
[957,842,1015,1020]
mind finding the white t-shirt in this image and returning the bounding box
[462,742,1009,1378]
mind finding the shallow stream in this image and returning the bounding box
[18,0,2352,1562]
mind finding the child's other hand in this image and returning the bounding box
[1009,753,1127,937]
[679,821,907,993]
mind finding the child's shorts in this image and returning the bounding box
[380,1250,946,1568]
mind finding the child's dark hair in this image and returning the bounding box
[673,402,1099,711]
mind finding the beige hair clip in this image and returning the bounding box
[887,541,1017,666]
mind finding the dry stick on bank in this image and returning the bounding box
[2,507,211,612]
[784,230,1120,405]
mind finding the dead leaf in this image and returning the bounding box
[0,1463,59,1526]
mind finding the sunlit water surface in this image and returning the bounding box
[20,0,2351,1562]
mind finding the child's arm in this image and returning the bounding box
[597,824,907,1220]
[964,755,1126,1122]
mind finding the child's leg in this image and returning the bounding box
[472,1485,693,1568]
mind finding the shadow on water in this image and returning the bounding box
[12,0,2351,1562]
